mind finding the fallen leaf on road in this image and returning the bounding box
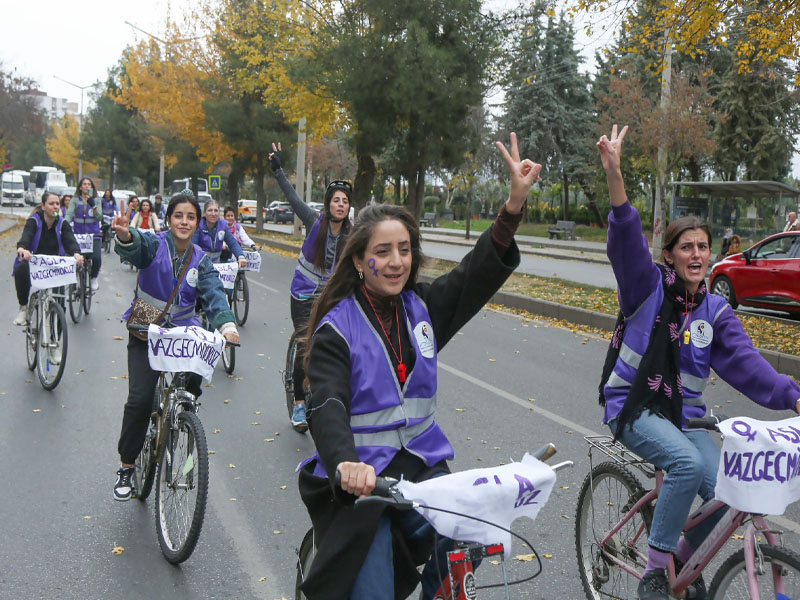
[515,553,536,562]
[229,464,236,468]
[488,358,496,362]
[112,546,124,555]
[257,353,265,357]
[543,553,553,559]
[251,422,261,426]
[113,336,123,340]
[273,530,281,535]
[32,409,41,413]
[490,560,501,565]
[224,399,231,404]
[528,398,536,402]
[258,577,267,582]
[230,498,237,501]
[254,411,262,415]
[280,485,287,490]
[84,515,92,519]
[265,438,275,442]
[214,429,221,434]
[455,408,465,412]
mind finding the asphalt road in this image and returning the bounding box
[1,231,799,600]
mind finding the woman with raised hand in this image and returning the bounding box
[597,125,800,600]
[269,142,352,433]
[296,133,540,600]
[111,193,240,502]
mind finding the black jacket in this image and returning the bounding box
[299,225,520,599]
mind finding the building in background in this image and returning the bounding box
[23,89,79,122]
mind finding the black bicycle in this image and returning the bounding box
[67,254,93,323]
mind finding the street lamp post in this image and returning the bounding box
[53,75,93,181]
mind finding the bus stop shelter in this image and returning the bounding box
[670,180,800,241]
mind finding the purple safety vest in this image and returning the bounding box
[13,212,66,275]
[196,218,227,262]
[71,196,101,237]
[301,290,453,478]
[122,231,204,327]
[290,214,329,299]
[602,278,730,425]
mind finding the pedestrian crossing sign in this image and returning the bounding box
[209,175,221,190]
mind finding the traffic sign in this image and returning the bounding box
[209,175,221,190]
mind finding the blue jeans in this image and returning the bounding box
[350,508,456,600]
[610,410,727,553]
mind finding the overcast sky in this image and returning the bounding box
[3,0,797,179]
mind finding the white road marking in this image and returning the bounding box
[438,361,800,536]
[247,278,280,294]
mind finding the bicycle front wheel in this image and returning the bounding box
[233,273,249,326]
[222,343,235,374]
[37,298,68,391]
[295,527,315,600]
[575,461,652,600]
[709,543,800,599]
[284,333,298,418]
[155,410,209,564]
[82,262,92,314]
[25,303,39,371]
[67,282,83,323]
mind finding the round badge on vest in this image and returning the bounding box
[413,321,435,358]
[690,319,713,348]
[186,267,199,288]
[217,230,225,241]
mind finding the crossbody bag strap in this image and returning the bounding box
[163,243,194,314]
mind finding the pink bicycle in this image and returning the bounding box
[575,414,800,599]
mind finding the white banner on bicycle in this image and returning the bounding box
[147,324,225,381]
[212,262,239,289]
[396,453,556,558]
[715,416,800,515]
[242,250,261,272]
[29,255,77,290]
[74,233,94,253]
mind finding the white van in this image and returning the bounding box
[1,171,26,206]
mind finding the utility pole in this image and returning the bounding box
[652,33,672,260]
[53,76,92,181]
[294,117,306,237]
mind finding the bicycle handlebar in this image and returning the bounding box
[685,413,729,430]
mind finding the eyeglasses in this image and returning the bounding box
[327,180,352,193]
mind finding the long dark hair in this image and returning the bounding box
[311,186,352,271]
[166,193,201,225]
[75,177,96,198]
[303,204,424,368]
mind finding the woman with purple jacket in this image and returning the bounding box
[597,125,800,600]
[296,134,540,600]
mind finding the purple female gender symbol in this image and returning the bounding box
[367,258,378,277]
[731,420,757,442]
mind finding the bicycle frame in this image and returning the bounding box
[587,437,785,598]
[153,372,200,486]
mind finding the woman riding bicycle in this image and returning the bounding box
[65,177,103,292]
[111,193,240,502]
[269,142,352,433]
[192,199,247,270]
[296,134,540,600]
[597,125,800,600]
[13,191,84,325]
[219,205,257,264]
[101,189,117,243]
[131,198,161,232]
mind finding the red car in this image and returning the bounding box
[709,231,800,316]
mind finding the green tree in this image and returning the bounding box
[299,0,498,216]
[0,67,48,169]
[502,4,595,221]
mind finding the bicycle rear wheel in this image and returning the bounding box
[709,543,800,599]
[295,527,315,600]
[155,410,209,564]
[67,281,83,323]
[233,273,249,326]
[284,333,298,419]
[575,461,652,600]
[135,375,165,501]
[37,298,68,391]
[25,302,39,371]
[222,343,235,374]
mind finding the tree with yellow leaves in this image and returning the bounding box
[46,114,98,178]
[569,0,800,78]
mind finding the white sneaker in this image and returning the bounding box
[90,278,99,291]
[13,305,27,326]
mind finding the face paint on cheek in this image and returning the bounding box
[367,258,378,277]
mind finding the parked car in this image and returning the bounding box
[197,192,212,213]
[708,231,800,316]
[238,199,266,223]
[271,201,295,223]
[264,200,282,222]
[308,201,324,212]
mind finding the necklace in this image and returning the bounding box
[363,286,407,383]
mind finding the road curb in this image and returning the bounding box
[254,233,800,379]
[422,234,611,265]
